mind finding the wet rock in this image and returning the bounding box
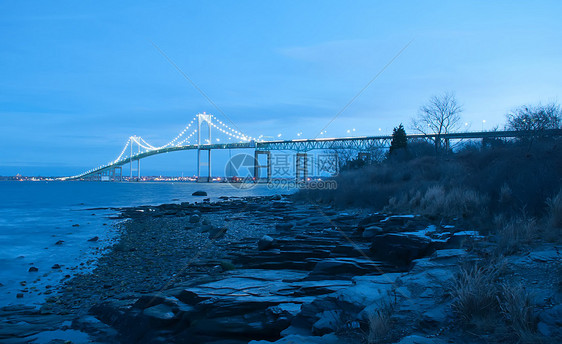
[209,226,227,240]
[311,258,370,277]
[72,315,119,339]
[370,233,434,267]
[143,304,177,327]
[538,304,562,338]
[88,236,99,242]
[192,191,207,196]
[200,224,213,233]
[55,240,64,245]
[358,213,386,228]
[250,333,341,344]
[312,310,343,335]
[72,223,80,227]
[51,264,61,269]
[396,334,447,344]
[271,194,282,201]
[258,235,275,250]
[16,293,23,298]
[28,267,39,272]
[189,214,201,223]
[275,223,294,231]
[362,225,383,238]
[445,231,482,248]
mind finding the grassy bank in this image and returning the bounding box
[297,139,562,231]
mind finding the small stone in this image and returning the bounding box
[258,235,275,250]
[28,267,39,272]
[192,191,207,196]
[209,226,227,240]
[16,293,24,298]
[55,240,64,245]
[51,264,61,269]
[88,236,99,242]
[189,214,201,223]
[72,224,80,227]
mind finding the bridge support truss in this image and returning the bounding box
[254,151,272,182]
[295,153,308,181]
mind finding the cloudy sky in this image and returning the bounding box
[1,1,561,176]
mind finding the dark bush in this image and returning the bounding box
[295,138,562,222]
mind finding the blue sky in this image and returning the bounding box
[1,1,561,176]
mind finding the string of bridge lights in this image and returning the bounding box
[68,112,368,180]
[70,113,260,179]
[208,114,260,142]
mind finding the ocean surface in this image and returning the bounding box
[0,181,290,307]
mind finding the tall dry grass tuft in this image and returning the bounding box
[388,185,488,220]
[366,300,394,344]
[495,215,537,255]
[450,263,501,324]
[498,283,540,343]
[546,190,562,229]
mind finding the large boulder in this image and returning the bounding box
[370,233,434,267]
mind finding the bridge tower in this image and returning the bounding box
[197,113,212,182]
[129,136,141,182]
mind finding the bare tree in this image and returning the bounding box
[506,102,561,131]
[412,92,463,149]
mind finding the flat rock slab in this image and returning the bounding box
[395,334,447,344]
[249,333,342,344]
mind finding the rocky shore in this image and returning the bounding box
[1,195,561,343]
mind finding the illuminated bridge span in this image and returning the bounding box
[64,113,562,181]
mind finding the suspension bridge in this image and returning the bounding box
[62,113,562,182]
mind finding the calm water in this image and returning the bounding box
[0,181,289,307]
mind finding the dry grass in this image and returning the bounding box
[366,300,394,344]
[387,185,488,220]
[498,283,540,343]
[495,215,537,255]
[546,190,562,229]
[450,263,501,324]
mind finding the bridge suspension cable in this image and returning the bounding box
[208,114,260,142]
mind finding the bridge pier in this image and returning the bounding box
[295,152,308,181]
[254,151,272,182]
[112,166,123,182]
[197,148,212,182]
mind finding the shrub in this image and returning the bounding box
[450,263,501,324]
[498,283,540,343]
[495,215,537,255]
[546,190,562,229]
[366,300,394,344]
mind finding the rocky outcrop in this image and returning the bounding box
[28,198,492,343]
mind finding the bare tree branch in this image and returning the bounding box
[411,92,463,147]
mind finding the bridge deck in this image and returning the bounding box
[66,129,562,180]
